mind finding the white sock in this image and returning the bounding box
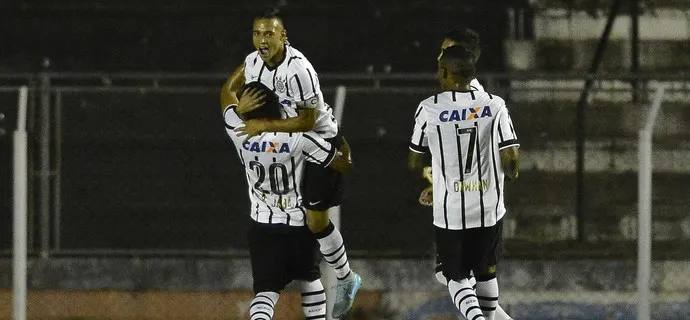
[315,221,352,280]
[299,280,327,319]
[495,305,513,320]
[448,279,485,320]
[250,291,279,320]
[476,277,499,320]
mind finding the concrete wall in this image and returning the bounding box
[1,258,690,319]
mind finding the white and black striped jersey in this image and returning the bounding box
[409,90,519,230]
[224,106,337,226]
[243,45,338,139]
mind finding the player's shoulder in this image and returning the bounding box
[475,91,506,105]
[284,46,314,72]
[244,51,261,67]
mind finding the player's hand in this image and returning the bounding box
[340,137,352,163]
[234,119,267,140]
[422,166,433,183]
[237,87,266,114]
[419,184,433,206]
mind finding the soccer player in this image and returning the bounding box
[439,28,485,92]
[408,45,520,320]
[224,82,353,320]
[433,28,515,320]
[219,7,361,318]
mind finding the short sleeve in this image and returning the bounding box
[300,132,336,167]
[496,108,520,150]
[223,105,242,130]
[288,64,319,108]
[409,103,429,153]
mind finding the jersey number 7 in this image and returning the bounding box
[456,125,477,174]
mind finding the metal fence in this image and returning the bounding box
[1,72,690,259]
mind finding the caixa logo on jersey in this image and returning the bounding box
[440,106,492,122]
[242,141,291,153]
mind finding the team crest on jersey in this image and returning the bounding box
[243,141,291,153]
[440,106,492,122]
[275,76,286,93]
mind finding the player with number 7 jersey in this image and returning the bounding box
[409,90,519,229]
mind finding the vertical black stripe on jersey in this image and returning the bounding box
[290,157,300,200]
[452,91,456,101]
[470,91,476,100]
[238,149,245,165]
[418,122,427,147]
[272,68,278,92]
[488,92,493,99]
[498,122,505,143]
[293,75,305,100]
[474,122,486,227]
[414,106,423,119]
[454,123,467,229]
[274,157,290,225]
[306,69,316,93]
[436,125,449,229]
[509,123,517,138]
[490,119,501,220]
[433,94,438,104]
[298,206,307,221]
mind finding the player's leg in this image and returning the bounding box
[249,292,279,320]
[294,225,327,319]
[248,221,292,320]
[302,149,361,318]
[298,280,327,319]
[435,226,485,320]
[472,220,507,320]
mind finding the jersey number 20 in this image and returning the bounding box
[249,161,290,195]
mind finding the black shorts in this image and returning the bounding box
[434,220,503,282]
[302,134,345,211]
[248,221,321,293]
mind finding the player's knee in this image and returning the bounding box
[474,265,497,281]
[306,210,329,232]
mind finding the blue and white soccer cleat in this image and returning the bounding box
[332,271,362,318]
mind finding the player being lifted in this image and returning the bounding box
[220,7,361,318]
[427,28,514,320]
[224,82,353,320]
[408,45,520,320]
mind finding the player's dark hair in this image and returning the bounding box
[444,28,480,51]
[254,5,285,24]
[238,82,282,121]
[439,45,476,79]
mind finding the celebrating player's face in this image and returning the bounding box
[253,18,286,65]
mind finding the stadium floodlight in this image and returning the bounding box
[637,84,667,320]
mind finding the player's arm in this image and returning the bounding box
[302,133,352,174]
[235,66,318,138]
[408,103,429,176]
[220,64,245,111]
[328,137,352,174]
[496,105,520,180]
[257,108,316,132]
[500,146,519,180]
